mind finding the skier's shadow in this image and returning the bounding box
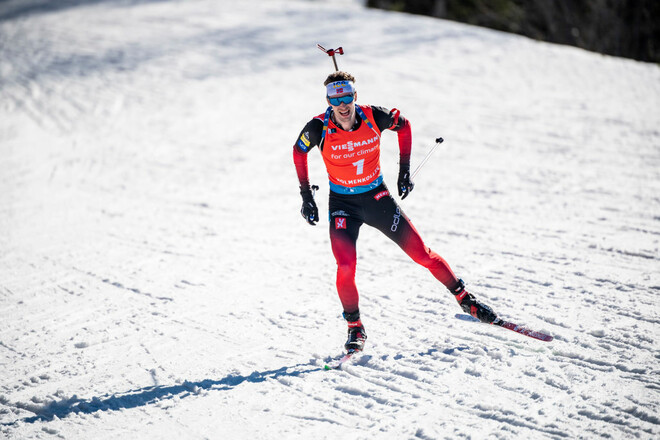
[5,361,323,425]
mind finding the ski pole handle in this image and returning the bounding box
[411,137,444,180]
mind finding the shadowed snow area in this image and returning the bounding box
[1,0,659,438]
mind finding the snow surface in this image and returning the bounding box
[1,0,659,438]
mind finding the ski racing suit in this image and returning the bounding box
[293,105,460,314]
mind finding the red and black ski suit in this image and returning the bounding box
[293,105,460,314]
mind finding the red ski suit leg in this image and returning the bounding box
[389,214,458,287]
[329,216,361,314]
[328,186,459,314]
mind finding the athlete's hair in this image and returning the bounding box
[324,71,356,86]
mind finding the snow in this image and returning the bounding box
[1,0,659,438]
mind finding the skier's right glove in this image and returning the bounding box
[300,185,319,226]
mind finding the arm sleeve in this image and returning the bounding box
[397,118,412,169]
[370,106,412,169]
[293,148,310,189]
[292,118,323,190]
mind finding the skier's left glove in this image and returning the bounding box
[397,166,414,200]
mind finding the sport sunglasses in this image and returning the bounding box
[327,94,355,106]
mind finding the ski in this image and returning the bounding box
[456,314,553,342]
[495,319,553,341]
[324,352,356,370]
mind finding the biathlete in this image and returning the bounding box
[293,71,497,353]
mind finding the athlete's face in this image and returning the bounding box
[327,92,357,130]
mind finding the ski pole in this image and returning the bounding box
[411,137,444,180]
[317,44,344,71]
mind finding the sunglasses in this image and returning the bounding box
[328,94,355,106]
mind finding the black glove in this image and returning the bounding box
[300,185,319,225]
[397,167,414,200]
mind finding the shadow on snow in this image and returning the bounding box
[2,346,468,425]
[4,361,322,425]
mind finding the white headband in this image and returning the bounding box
[326,80,355,98]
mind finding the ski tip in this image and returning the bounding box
[324,352,356,370]
[456,313,554,342]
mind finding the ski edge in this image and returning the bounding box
[456,313,554,342]
[495,319,554,341]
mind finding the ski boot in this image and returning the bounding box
[450,279,498,324]
[343,310,367,353]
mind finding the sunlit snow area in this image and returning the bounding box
[1,0,659,438]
